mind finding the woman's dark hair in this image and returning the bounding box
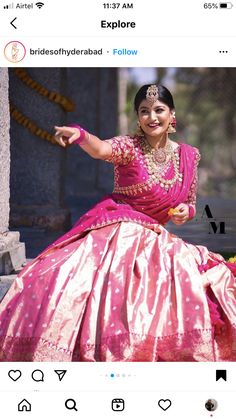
[134,84,175,112]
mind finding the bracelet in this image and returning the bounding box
[188,204,196,219]
[69,124,87,144]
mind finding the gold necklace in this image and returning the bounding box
[149,140,173,164]
[140,137,183,190]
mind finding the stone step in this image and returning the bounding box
[0,259,32,301]
[0,231,26,275]
[0,275,16,301]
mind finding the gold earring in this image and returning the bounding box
[167,113,176,134]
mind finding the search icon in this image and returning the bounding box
[65,398,78,412]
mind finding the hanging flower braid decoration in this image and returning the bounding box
[10,104,57,144]
[10,68,76,145]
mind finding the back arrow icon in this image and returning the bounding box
[10,17,17,29]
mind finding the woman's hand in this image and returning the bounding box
[54,126,81,147]
[54,125,112,160]
[170,203,189,225]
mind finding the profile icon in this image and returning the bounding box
[205,399,218,412]
[4,40,26,63]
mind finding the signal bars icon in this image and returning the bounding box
[35,2,44,8]
[3,2,45,8]
[3,2,14,8]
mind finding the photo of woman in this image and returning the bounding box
[0,80,235,362]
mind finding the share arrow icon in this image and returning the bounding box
[54,370,67,381]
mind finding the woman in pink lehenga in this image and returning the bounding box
[0,84,235,362]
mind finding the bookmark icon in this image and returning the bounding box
[216,370,227,381]
[54,370,67,381]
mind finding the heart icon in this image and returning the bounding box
[158,399,172,411]
[8,370,22,381]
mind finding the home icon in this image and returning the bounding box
[18,399,31,412]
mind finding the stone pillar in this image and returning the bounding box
[9,68,70,231]
[65,68,118,221]
[0,68,26,275]
[0,68,10,234]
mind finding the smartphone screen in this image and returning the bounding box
[0,1,235,417]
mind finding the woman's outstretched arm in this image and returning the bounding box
[54,125,112,160]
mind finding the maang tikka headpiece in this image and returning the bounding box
[146,85,159,104]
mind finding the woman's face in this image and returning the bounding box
[137,99,174,138]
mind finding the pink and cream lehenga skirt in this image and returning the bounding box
[0,221,235,361]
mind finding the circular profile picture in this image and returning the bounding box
[4,40,26,63]
[205,399,218,412]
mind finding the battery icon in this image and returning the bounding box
[219,2,233,7]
